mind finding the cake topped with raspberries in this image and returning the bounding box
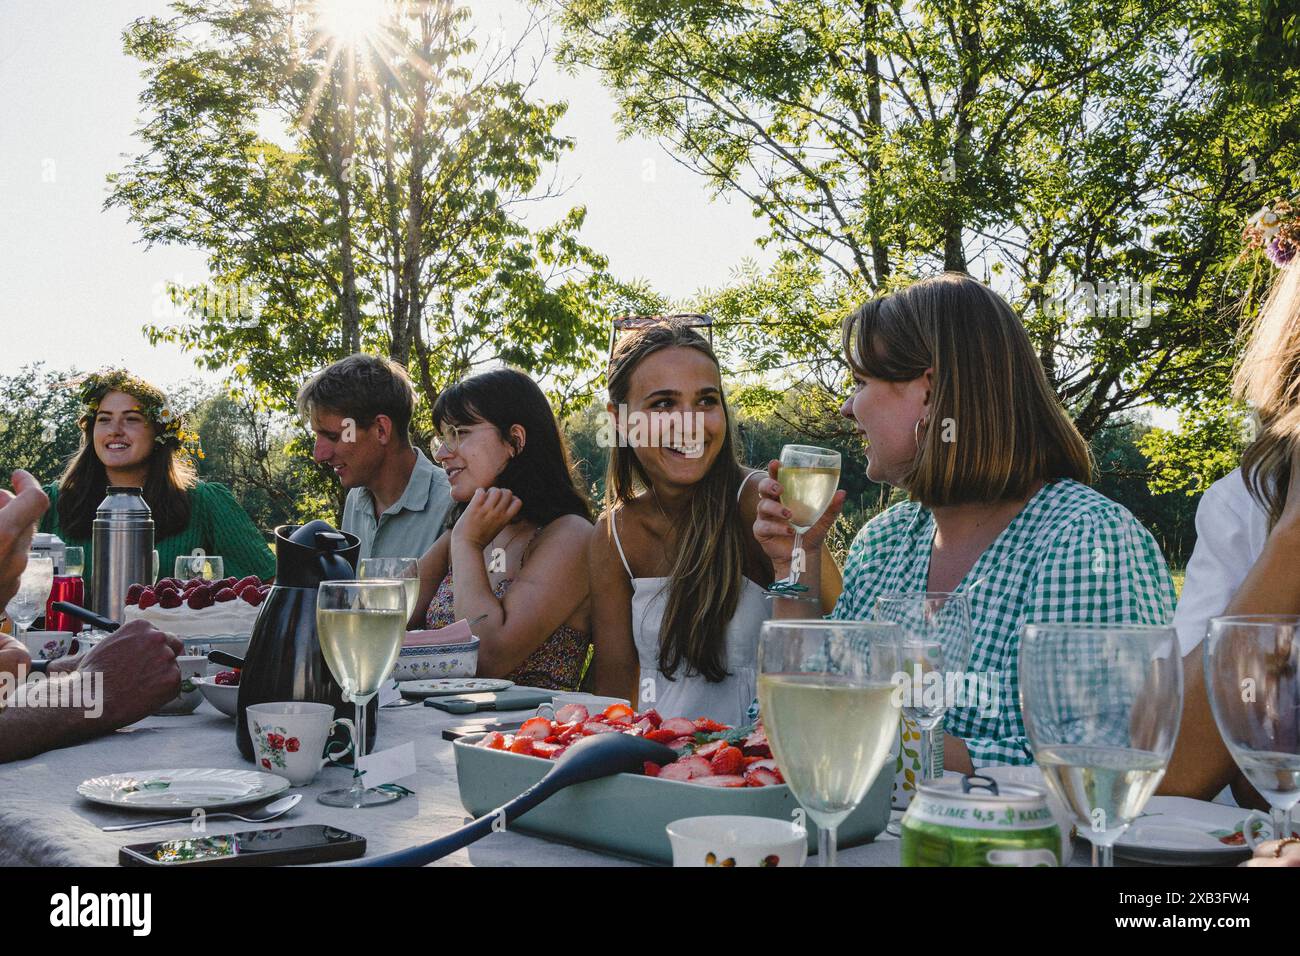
[121,576,269,638]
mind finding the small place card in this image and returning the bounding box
[357,741,416,789]
[378,679,402,707]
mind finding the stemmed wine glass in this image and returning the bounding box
[1204,615,1300,848]
[6,554,53,635]
[358,557,420,626]
[1019,623,1183,867]
[316,580,407,808]
[873,592,973,786]
[758,619,903,866]
[175,552,224,581]
[767,444,840,595]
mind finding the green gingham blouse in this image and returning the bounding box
[831,479,1176,767]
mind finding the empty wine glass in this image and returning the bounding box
[175,552,223,581]
[1020,623,1183,867]
[358,557,419,625]
[6,554,53,635]
[1205,615,1300,849]
[767,444,840,595]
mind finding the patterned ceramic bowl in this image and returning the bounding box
[391,636,479,681]
[666,815,808,868]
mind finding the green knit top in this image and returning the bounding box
[39,481,277,584]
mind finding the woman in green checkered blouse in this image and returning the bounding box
[753,274,1176,770]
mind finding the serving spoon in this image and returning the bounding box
[350,732,679,866]
[101,793,303,832]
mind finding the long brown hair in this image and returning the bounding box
[842,272,1091,506]
[1236,264,1300,525]
[57,401,198,540]
[605,321,756,683]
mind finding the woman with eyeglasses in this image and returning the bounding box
[590,318,841,727]
[409,369,593,691]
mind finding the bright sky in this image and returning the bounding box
[0,0,769,393]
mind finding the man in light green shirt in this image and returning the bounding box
[299,355,454,562]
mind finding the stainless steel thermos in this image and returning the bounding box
[90,486,154,623]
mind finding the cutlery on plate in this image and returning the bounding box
[100,793,302,832]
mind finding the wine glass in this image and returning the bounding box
[64,547,85,578]
[1019,623,1183,867]
[1204,615,1300,848]
[5,554,53,635]
[175,553,224,581]
[768,444,840,594]
[758,619,903,866]
[358,557,419,626]
[316,580,407,808]
[873,592,973,785]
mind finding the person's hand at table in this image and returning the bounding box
[1241,838,1300,866]
[0,635,31,681]
[0,469,49,609]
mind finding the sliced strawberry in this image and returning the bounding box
[517,717,553,740]
[659,717,697,737]
[744,767,782,787]
[657,761,694,781]
[741,730,771,758]
[554,703,589,724]
[693,717,729,733]
[508,736,536,756]
[644,728,678,744]
[669,737,695,750]
[581,720,620,735]
[531,741,565,759]
[676,755,713,779]
[642,761,661,777]
[709,745,744,776]
[632,718,654,735]
[602,703,635,721]
[634,709,662,728]
[691,774,747,787]
[694,739,729,759]
[741,755,765,769]
[479,731,507,750]
[556,723,585,744]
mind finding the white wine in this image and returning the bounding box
[317,607,405,700]
[1036,744,1167,841]
[757,674,900,828]
[778,466,840,531]
[1233,749,1300,811]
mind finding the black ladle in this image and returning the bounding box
[350,732,680,867]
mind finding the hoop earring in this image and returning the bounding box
[914,417,929,453]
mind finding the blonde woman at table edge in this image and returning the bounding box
[589,319,841,728]
[408,369,594,692]
[754,273,1177,774]
[1163,233,1300,807]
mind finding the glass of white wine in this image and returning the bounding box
[1019,623,1183,867]
[316,580,408,808]
[1205,615,1300,848]
[358,557,420,626]
[768,444,840,595]
[757,619,903,866]
[175,552,223,581]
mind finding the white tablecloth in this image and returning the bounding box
[0,696,1096,867]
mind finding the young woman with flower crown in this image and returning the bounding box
[1164,200,1300,804]
[38,369,275,584]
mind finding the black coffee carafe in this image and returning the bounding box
[235,521,377,761]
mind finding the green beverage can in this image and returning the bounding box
[900,774,1061,866]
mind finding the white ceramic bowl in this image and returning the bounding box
[666,815,808,868]
[193,677,239,718]
[18,630,75,661]
[156,656,209,716]
[391,635,478,681]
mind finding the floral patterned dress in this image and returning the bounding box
[424,528,591,691]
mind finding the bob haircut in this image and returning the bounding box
[432,368,592,527]
[842,272,1091,507]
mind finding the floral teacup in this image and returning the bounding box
[246,702,355,786]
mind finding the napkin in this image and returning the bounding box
[403,618,473,647]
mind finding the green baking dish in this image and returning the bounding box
[453,734,892,864]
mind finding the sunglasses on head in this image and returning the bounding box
[607,313,715,365]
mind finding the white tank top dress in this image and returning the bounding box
[609,471,771,728]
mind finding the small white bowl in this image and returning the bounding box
[193,676,239,718]
[18,630,75,661]
[666,815,808,868]
[391,635,479,681]
[156,656,209,716]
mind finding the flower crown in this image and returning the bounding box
[1243,199,1299,268]
[74,369,204,461]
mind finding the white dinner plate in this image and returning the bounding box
[398,678,514,698]
[1114,796,1258,865]
[78,768,290,811]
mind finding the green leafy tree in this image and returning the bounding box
[552,0,1300,443]
[0,365,85,485]
[108,0,659,433]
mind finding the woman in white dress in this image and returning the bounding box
[1166,216,1300,802]
[588,319,840,727]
